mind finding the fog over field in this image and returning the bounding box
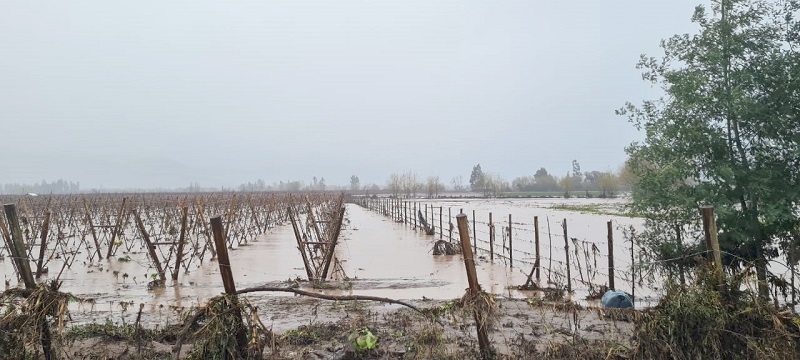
[0,1,697,190]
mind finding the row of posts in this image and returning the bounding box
[355,197,725,296]
[355,197,629,293]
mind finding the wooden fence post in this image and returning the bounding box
[563,219,571,293]
[472,210,477,253]
[413,202,417,230]
[4,204,36,288]
[133,210,166,283]
[631,232,635,305]
[172,206,189,281]
[456,214,493,359]
[448,208,452,242]
[287,206,315,281]
[106,197,127,259]
[439,207,443,240]
[321,207,346,279]
[676,224,686,286]
[5,203,53,359]
[534,216,540,282]
[508,214,513,268]
[211,215,237,294]
[489,212,494,261]
[607,220,615,290]
[36,211,51,278]
[83,199,103,260]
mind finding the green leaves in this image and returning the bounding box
[622,0,800,293]
[348,327,378,352]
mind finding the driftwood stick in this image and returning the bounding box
[235,285,435,321]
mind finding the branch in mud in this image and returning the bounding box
[172,308,206,360]
[235,285,441,324]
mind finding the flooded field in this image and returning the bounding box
[1,195,656,333]
[10,194,788,358]
[357,197,657,304]
[2,200,532,330]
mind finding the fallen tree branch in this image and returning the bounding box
[171,308,206,360]
[172,285,444,358]
[235,285,442,325]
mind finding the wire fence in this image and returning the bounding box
[350,196,655,301]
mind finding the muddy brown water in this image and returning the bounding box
[1,203,530,328]
[388,198,656,303]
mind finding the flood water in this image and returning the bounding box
[6,196,794,327]
[1,203,530,326]
[381,197,655,303]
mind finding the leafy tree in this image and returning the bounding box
[533,168,559,192]
[512,176,536,192]
[350,175,360,191]
[559,172,573,198]
[583,171,603,191]
[597,172,619,198]
[618,0,800,297]
[469,164,485,192]
[571,160,584,191]
[617,159,637,192]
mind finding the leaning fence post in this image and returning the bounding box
[172,206,189,281]
[83,199,103,260]
[106,197,127,259]
[133,210,166,283]
[36,211,51,278]
[456,214,493,359]
[563,218,571,293]
[211,215,237,294]
[4,204,36,288]
[607,220,615,290]
[5,203,53,359]
[320,207,346,279]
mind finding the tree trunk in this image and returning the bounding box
[756,244,769,299]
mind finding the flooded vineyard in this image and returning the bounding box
[0,193,537,326]
[0,193,676,358]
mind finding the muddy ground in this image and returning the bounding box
[59,295,634,359]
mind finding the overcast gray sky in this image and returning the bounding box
[1,1,700,189]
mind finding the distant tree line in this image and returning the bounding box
[373,160,632,199]
[1,179,80,194]
[468,160,629,198]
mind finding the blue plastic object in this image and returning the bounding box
[601,290,634,309]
